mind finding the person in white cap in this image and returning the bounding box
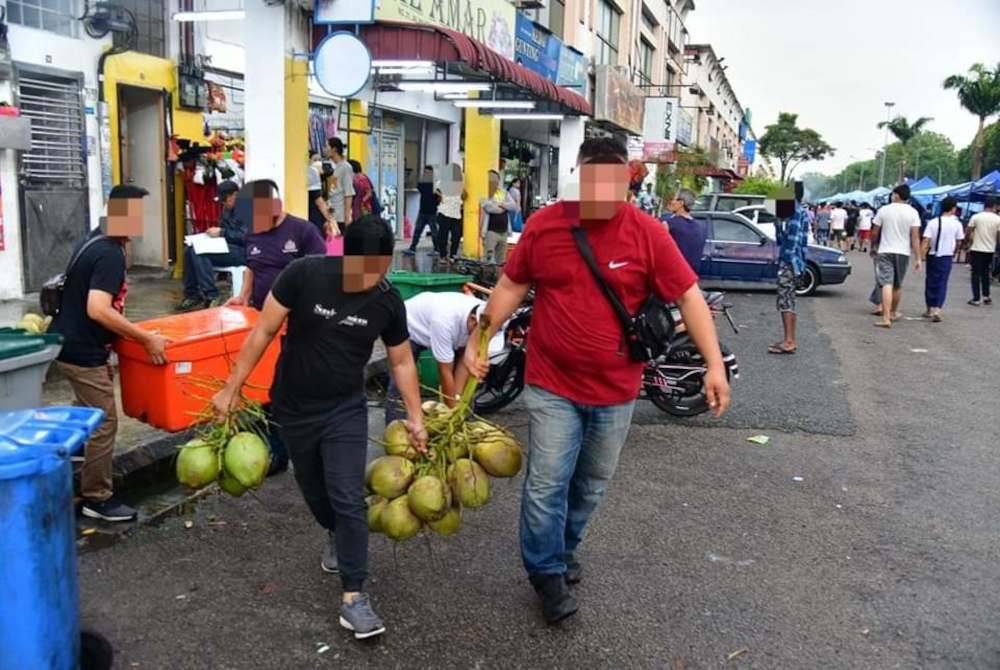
[384,291,504,424]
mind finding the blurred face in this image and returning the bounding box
[667,194,684,215]
[222,192,237,210]
[488,171,500,192]
[251,194,283,233]
[105,197,145,238]
[343,255,392,293]
[579,163,629,220]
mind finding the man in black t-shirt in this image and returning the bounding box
[405,165,440,255]
[212,215,427,641]
[49,185,169,523]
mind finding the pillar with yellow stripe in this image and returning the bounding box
[462,107,501,258]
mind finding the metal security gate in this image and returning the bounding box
[16,65,89,291]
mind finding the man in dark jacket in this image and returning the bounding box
[176,180,248,311]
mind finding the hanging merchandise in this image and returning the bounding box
[309,104,338,155]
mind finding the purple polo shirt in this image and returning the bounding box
[245,214,326,308]
[664,214,707,275]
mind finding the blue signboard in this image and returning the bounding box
[743,140,757,163]
[515,14,561,83]
[557,44,586,91]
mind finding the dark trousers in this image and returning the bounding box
[924,255,953,308]
[409,212,439,252]
[970,251,993,301]
[437,214,462,258]
[278,394,369,592]
[183,245,245,299]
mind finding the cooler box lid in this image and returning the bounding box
[114,306,261,361]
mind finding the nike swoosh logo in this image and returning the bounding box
[608,261,629,269]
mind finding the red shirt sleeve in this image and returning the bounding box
[647,221,698,302]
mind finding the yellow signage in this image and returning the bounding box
[375,0,516,61]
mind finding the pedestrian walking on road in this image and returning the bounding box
[480,168,518,264]
[815,203,832,246]
[213,216,428,641]
[829,202,848,251]
[405,165,440,255]
[870,184,923,328]
[463,137,731,626]
[50,185,168,523]
[769,193,809,354]
[436,163,465,261]
[349,159,378,222]
[921,196,965,322]
[663,189,707,274]
[857,203,874,253]
[964,196,1000,306]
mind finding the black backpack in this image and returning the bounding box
[39,235,108,317]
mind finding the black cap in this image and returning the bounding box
[215,180,239,201]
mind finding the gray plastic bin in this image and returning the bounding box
[0,344,62,410]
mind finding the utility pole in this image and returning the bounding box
[878,101,895,187]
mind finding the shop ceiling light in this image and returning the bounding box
[453,100,536,109]
[376,67,436,76]
[372,60,436,69]
[439,92,472,100]
[172,9,245,21]
[397,82,491,93]
[492,113,565,120]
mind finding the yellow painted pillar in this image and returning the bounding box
[348,99,369,170]
[283,57,309,219]
[462,107,500,258]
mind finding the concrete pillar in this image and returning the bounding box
[557,116,585,200]
[348,99,369,171]
[462,107,500,258]
[243,1,308,217]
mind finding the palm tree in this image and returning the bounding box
[877,115,933,182]
[944,62,1000,180]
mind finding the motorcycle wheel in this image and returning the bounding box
[473,350,525,415]
[645,360,731,418]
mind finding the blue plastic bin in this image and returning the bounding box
[0,406,104,670]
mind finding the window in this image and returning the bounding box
[664,63,675,93]
[711,219,762,244]
[7,0,80,38]
[596,0,620,66]
[637,39,654,86]
[640,5,658,31]
[113,0,166,57]
[549,0,565,40]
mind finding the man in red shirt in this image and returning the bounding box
[465,138,730,624]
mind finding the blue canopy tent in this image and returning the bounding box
[971,169,1000,195]
[907,176,937,192]
[911,182,969,207]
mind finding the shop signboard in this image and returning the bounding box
[642,97,678,144]
[642,140,676,163]
[627,136,644,160]
[557,44,586,92]
[514,14,560,82]
[593,65,645,136]
[375,0,516,61]
[743,139,757,163]
[314,0,376,24]
[676,106,694,146]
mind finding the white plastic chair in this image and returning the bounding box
[218,266,246,298]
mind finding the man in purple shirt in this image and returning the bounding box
[226,180,326,309]
[662,189,706,275]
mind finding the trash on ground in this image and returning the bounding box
[81,528,97,536]
[746,435,770,445]
[183,520,194,529]
[911,348,928,353]
[727,647,749,661]
[792,476,804,482]
[317,644,330,654]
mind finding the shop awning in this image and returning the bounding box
[313,22,591,116]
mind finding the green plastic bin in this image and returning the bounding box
[388,271,470,301]
[417,349,440,392]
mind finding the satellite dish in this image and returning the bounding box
[314,32,371,98]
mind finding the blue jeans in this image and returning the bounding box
[409,212,439,252]
[520,384,636,577]
[183,245,245,299]
[924,254,953,309]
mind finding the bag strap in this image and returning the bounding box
[336,278,391,326]
[570,226,634,334]
[934,216,944,256]
[65,234,109,276]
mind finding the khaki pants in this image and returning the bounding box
[57,362,118,501]
[484,230,507,264]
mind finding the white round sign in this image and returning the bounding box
[314,32,372,98]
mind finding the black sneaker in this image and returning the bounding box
[565,557,583,585]
[985,297,993,305]
[81,497,137,523]
[174,297,205,312]
[530,574,578,625]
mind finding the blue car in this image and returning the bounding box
[690,211,852,296]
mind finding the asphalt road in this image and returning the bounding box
[79,255,1000,669]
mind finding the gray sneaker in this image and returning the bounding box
[339,593,386,639]
[321,531,339,574]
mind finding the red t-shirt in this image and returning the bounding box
[505,202,697,406]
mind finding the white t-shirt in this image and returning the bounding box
[829,207,848,231]
[873,202,921,256]
[858,208,874,231]
[405,292,483,363]
[922,215,964,257]
[966,210,1000,253]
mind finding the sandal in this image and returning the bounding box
[768,343,797,354]
[873,321,892,329]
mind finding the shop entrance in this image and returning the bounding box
[118,85,167,267]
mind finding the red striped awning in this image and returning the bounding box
[312,21,591,116]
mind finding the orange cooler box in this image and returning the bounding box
[114,307,281,432]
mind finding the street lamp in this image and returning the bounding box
[878,101,895,187]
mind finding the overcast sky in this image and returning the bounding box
[686,0,1000,177]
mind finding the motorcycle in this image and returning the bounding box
[468,285,740,417]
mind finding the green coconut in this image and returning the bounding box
[443,432,469,463]
[381,495,422,541]
[218,468,247,497]
[472,435,523,478]
[367,495,388,533]
[427,503,462,536]
[447,459,491,508]
[383,419,419,459]
[365,456,415,499]
[421,400,450,419]
[406,475,451,522]
[223,432,270,489]
[176,439,220,490]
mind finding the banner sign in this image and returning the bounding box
[514,14,560,82]
[642,140,676,163]
[375,0,516,61]
[593,65,645,136]
[743,139,757,163]
[315,0,376,24]
[557,44,586,91]
[642,97,679,144]
[676,107,694,146]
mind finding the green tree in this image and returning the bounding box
[731,176,786,198]
[957,120,1000,179]
[944,62,1000,180]
[657,147,713,197]
[758,112,835,183]
[876,115,933,182]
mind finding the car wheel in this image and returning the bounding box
[795,264,819,297]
